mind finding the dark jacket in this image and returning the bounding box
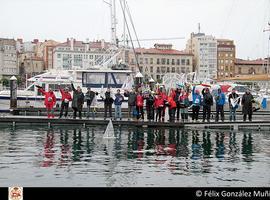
[103,91,114,105]
[114,93,124,105]
[71,83,84,110]
[241,92,254,115]
[202,88,213,106]
[124,91,136,106]
[146,95,155,107]
[85,91,96,106]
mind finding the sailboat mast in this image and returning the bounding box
[110,0,117,46]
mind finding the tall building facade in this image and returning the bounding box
[217,39,235,79]
[0,38,18,78]
[186,33,217,81]
[129,44,193,82]
[53,38,112,69]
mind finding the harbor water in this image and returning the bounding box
[0,126,269,187]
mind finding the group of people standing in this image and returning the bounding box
[36,82,256,122]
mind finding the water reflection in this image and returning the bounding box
[42,129,55,167]
[39,127,257,168]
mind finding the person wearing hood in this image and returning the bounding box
[215,88,226,122]
[145,91,155,121]
[191,86,201,122]
[36,85,56,118]
[101,87,114,119]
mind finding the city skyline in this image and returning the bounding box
[1,0,270,59]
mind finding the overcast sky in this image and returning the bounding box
[1,0,270,59]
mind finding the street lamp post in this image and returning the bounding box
[135,72,143,92]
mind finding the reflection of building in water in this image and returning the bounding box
[242,133,253,162]
[215,132,225,159]
[41,129,55,167]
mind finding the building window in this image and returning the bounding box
[167,59,170,65]
[150,58,153,64]
[172,67,175,73]
[177,59,180,65]
[150,66,153,73]
[139,58,143,64]
[162,58,166,65]
[186,59,190,65]
[145,58,148,64]
[156,75,160,80]
[57,54,61,58]
[181,59,185,65]
[225,66,229,71]
[157,67,160,73]
[131,58,135,65]
[181,67,185,73]
[167,67,170,73]
[157,58,160,65]
[172,59,175,65]
[238,67,241,74]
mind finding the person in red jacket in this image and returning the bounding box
[59,86,72,118]
[167,93,177,122]
[36,85,56,118]
[136,91,144,120]
[154,94,164,122]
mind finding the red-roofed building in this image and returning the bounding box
[235,58,269,75]
[129,44,193,82]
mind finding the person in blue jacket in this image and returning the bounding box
[192,86,202,122]
[215,88,226,122]
[114,89,124,120]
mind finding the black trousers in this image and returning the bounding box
[146,105,154,120]
[169,108,176,122]
[176,105,180,120]
[72,107,82,119]
[203,105,211,121]
[243,114,252,121]
[215,105,224,121]
[59,101,69,118]
[156,107,163,121]
[136,106,144,119]
[104,103,112,118]
[192,106,200,120]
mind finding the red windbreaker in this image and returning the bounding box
[60,88,72,102]
[38,88,56,108]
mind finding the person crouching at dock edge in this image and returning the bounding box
[71,82,84,119]
[241,89,254,122]
[191,86,201,122]
[85,87,98,119]
[35,85,56,118]
[58,86,72,119]
[102,87,114,119]
[114,89,124,120]
[124,88,136,120]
